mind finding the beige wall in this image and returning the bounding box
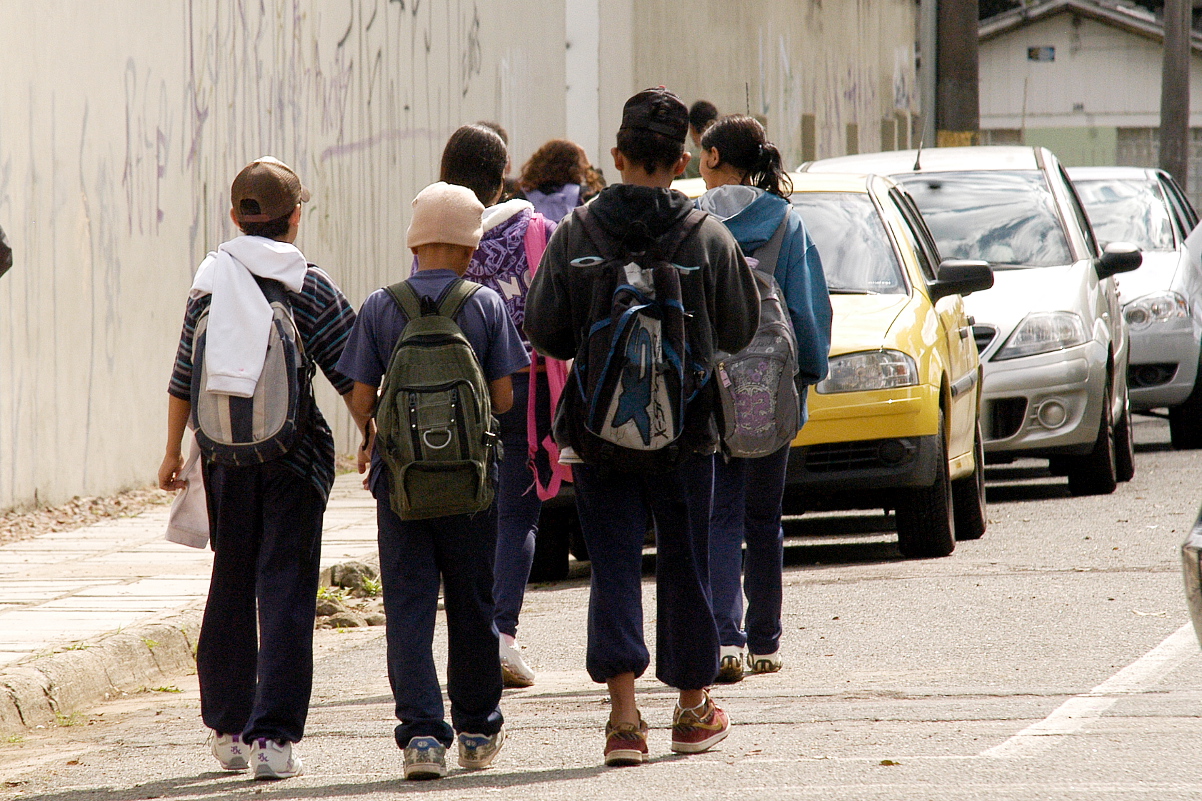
[0,0,564,511]
[0,0,918,512]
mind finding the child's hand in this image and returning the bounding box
[357,424,375,490]
[158,452,186,491]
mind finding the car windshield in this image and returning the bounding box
[893,170,1072,268]
[1072,178,1176,252]
[788,192,905,294]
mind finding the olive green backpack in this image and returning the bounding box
[374,278,500,520]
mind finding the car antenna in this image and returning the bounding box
[913,137,924,171]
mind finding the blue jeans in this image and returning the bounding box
[493,372,549,638]
[709,442,789,655]
[573,453,719,690]
[375,473,504,749]
[197,460,323,744]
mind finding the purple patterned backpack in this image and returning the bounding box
[714,219,801,458]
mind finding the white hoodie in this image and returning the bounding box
[189,236,308,397]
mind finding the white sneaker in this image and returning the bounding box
[748,650,783,674]
[558,446,584,465]
[209,731,248,771]
[499,635,535,688]
[458,726,505,769]
[250,738,304,780]
[716,645,746,684]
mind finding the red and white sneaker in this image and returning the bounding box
[604,716,649,766]
[670,692,730,754]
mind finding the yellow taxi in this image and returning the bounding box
[677,172,993,557]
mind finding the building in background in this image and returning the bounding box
[0,0,917,512]
[978,0,1202,206]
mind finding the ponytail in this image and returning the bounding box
[701,115,792,198]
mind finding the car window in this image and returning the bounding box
[893,170,1073,268]
[1073,178,1176,252]
[789,192,906,294]
[1057,165,1100,258]
[1160,174,1198,233]
[889,187,941,281]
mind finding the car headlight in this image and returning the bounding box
[993,312,1089,360]
[1123,291,1188,331]
[816,350,919,394]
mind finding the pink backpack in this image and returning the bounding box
[523,215,573,501]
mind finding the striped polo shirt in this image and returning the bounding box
[169,265,356,502]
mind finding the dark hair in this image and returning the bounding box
[519,139,588,192]
[688,100,719,134]
[440,124,508,205]
[700,115,792,198]
[237,202,292,239]
[475,120,509,147]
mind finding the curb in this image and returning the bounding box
[0,607,203,735]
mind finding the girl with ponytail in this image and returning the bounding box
[696,114,832,683]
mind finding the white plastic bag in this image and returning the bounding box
[166,431,210,548]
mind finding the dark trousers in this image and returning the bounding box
[376,478,504,748]
[494,373,550,638]
[572,453,719,690]
[710,442,789,655]
[197,460,323,744]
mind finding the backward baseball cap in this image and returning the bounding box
[231,157,311,223]
[619,87,689,142]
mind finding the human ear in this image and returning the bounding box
[611,147,625,173]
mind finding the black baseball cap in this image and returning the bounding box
[619,87,689,142]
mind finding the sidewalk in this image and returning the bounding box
[0,473,379,733]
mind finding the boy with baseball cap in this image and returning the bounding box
[159,156,358,779]
[524,88,760,765]
[336,182,529,779]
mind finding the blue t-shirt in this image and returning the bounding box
[335,269,530,495]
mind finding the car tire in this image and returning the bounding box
[952,421,987,541]
[1114,389,1135,483]
[529,507,571,583]
[895,416,956,558]
[1169,362,1202,449]
[1067,385,1117,497]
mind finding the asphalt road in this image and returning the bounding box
[1,414,1200,800]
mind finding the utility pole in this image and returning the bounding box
[1160,0,1190,187]
[920,0,937,149]
[936,0,980,147]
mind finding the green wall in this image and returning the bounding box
[1022,127,1118,167]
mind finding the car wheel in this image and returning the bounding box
[1067,385,1117,497]
[1169,360,1202,449]
[1114,389,1135,483]
[895,415,956,558]
[952,421,987,541]
[529,507,571,583]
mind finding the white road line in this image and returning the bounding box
[981,622,1199,759]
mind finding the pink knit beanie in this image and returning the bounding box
[406,182,485,249]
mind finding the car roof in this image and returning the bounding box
[671,172,880,200]
[1066,166,1161,181]
[804,145,1043,175]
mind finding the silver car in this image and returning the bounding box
[1068,166,1202,449]
[803,146,1142,496]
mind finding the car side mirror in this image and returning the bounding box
[1097,241,1141,278]
[930,259,994,301]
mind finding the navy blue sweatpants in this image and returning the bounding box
[572,453,720,690]
[197,460,323,744]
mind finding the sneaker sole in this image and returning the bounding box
[458,729,505,769]
[253,764,303,780]
[670,726,730,754]
[714,666,744,684]
[604,747,646,766]
[404,765,447,780]
[501,663,535,688]
[218,757,248,772]
[749,661,782,674]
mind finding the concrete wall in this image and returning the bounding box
[0,0,564,511]
[0,0,918,512]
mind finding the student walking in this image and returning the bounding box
[524,87,760,766]
[696,115,832,682]
[337,182,529,779]
[517,139,604,222]
[439,124,561,688]
[157,157,358,780]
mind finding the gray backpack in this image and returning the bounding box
[191,277,313,465]
[714,219,801,458]
[374,278,500,520]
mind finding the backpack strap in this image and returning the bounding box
[524,212,550,275]
[749,214,790,278]
[653,208,708,262]
[435,277,482,321]
[385,280,423,323]
[575,205,621,261]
